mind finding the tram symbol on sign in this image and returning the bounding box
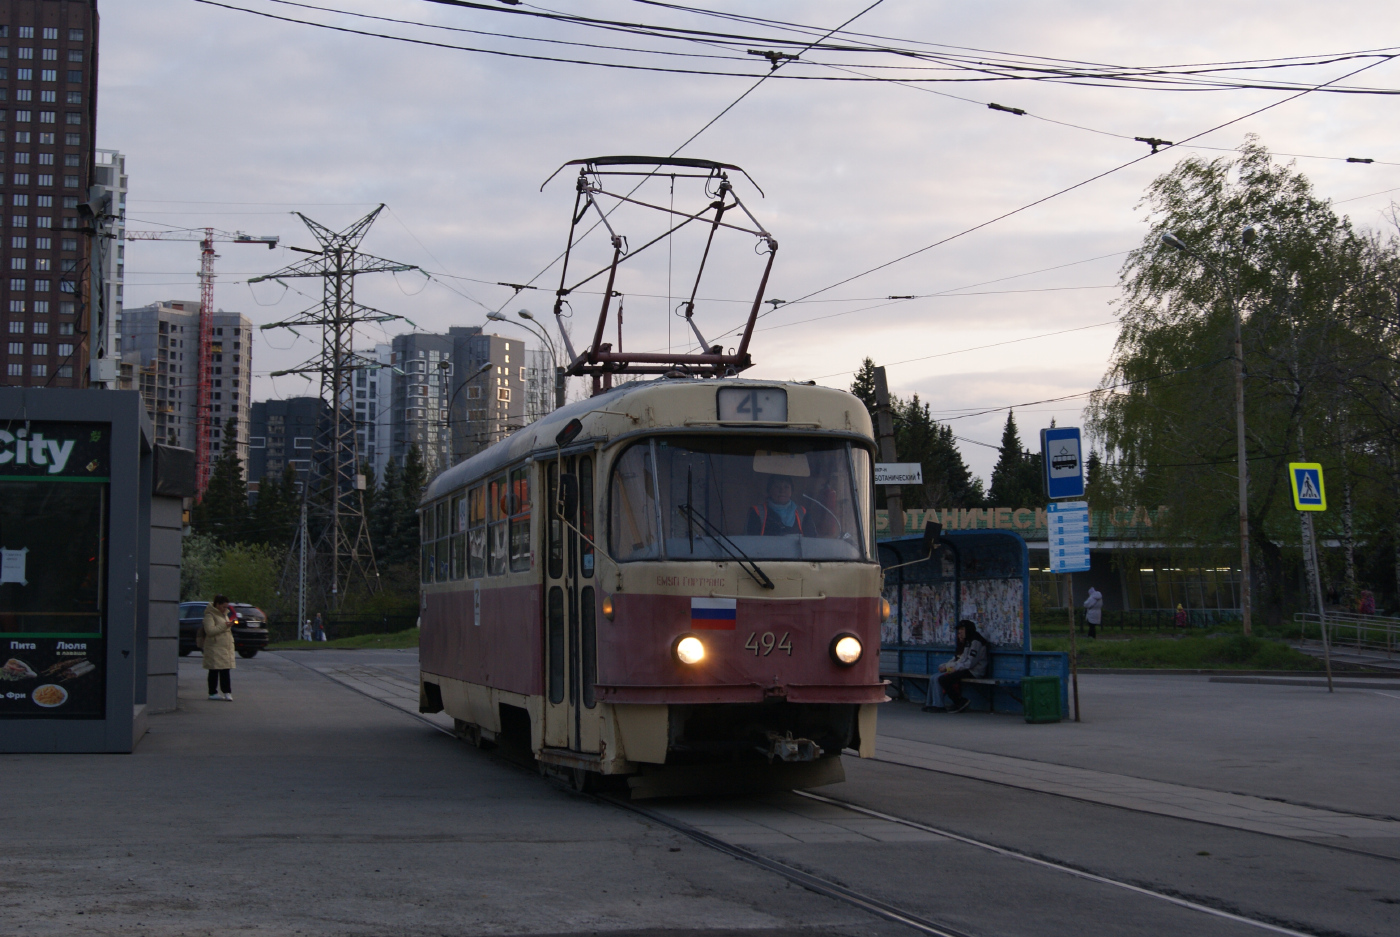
[1288,462,1327,512]
[1051,446,1078,471]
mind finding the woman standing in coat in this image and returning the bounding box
[202,595,236,701]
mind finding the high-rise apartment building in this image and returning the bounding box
[247,396,329,488]
[92,146,123,357]
[0,3,99,388]
[353,341,392,482]
[120,300,252,464]
[388,330,454,477]
[382,327,539,478]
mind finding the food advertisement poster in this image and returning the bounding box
[0,637,106,719]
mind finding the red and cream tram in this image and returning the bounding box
[417,377,888,792]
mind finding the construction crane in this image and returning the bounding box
[124,228,279,494]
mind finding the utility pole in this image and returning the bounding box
[252,206,416,609]
[297,495,308,640]
[873,366,904,538]
[1161,230,1254,635]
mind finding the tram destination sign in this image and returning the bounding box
[717,386,787,423]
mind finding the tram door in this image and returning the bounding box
[542,455,600,754]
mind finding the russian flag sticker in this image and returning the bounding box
[691,597,737,630]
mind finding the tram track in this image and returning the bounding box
[292,655,1337,937]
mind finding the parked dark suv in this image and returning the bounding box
[178,602,271,659]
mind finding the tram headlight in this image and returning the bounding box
[673,634,706,666]
[830,633,863,666]
[880,598,892,622]
[601,595,615,620]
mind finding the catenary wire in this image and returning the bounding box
[727,50,1400,337]
[194,1,1400,94]
[810,320,1119,381]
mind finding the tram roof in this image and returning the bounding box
[421,376,871,505]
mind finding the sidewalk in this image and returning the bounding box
[876,673,1400,820]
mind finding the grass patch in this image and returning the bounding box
[270,627,420,651]
[1031,632,1322,670]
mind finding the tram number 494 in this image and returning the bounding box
[745,631,793,656]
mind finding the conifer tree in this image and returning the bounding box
[192,417,250,543]
[987,411,1043,507]
[370,456,402,566]
[250,463,300,550]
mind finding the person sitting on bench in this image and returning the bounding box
[937,619,989,713]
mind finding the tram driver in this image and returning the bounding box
[746,474,808,536]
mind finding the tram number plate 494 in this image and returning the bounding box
[745,631,792,657]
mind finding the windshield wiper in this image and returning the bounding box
[677,502,775,590]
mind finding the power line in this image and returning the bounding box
[811,320,1118,381]
[193,1,1400,95]
[929,356,1231,423]
[765,51,1400,317]
[473,0,888,317]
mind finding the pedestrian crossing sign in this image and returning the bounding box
[1288,463,1326,512]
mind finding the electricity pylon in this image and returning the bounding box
[251,206,416,609]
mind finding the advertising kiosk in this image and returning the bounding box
[0,388,154,752]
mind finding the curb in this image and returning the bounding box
[1075,668,1399,677]
[1209,676,1400,690]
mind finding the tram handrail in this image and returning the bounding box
[1294,611,1400,658]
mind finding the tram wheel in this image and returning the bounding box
[570,767,598,793]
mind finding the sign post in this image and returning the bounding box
[1289,463,1332,692]
[872,368,905,537]
[1042,426,1088,721]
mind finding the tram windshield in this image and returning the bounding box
[609,436,870,562]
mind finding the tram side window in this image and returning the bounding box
[436,500,451,582]
[420,506,435,584]
[488,474,509,576]
[579,455,594,578]
[509,466,531,572]
[451,493,466,580]
[468,485,486,578]
[608,443,660,561]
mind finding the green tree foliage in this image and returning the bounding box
[191,417,250,542]
[849,358,983,508]
[370,455,403,565]
[1087,139,1400,619]
[250,464,300,550]
[203,542,284,612]
[180,531,222,601]
[369,447,426,569]
[987,411,1043,507]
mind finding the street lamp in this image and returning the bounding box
[1161,229,1254,636]
[487,309,567,410]
[443,359,494,465]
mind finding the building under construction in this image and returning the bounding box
[119,300,252,458]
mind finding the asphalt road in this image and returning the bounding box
[2,650,1396,937]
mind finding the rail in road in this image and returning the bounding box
[281,651,1398,937]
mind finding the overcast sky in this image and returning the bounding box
[105,0,1400,483]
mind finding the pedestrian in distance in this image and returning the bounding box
[1175,603,1188,630]
[935,619,990,713]
[312,612,327,642]
[1083,586,1103,639]
[202,594,236,701]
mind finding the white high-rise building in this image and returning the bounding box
[119,300,253,466]
[93,149,126,365]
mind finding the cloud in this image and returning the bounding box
[106,0,1400,480]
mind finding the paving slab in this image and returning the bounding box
[0,652,903,937]
[876,673,1400,817]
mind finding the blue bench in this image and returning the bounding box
[881,646,1069,716]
